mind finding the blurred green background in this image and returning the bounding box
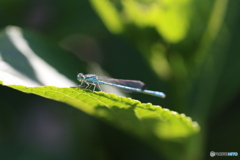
[0,0,240,159]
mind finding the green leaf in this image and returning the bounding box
[90,0,191,43]
[90,0,124,34]
[0,81,200,151]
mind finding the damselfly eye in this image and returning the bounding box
[77,73,85,81]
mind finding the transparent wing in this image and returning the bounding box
[97,76,146,92]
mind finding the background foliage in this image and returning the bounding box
[0,0,240,160]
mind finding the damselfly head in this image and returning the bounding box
[77,73,85,81]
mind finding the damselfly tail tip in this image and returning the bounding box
[159,92,166,98]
